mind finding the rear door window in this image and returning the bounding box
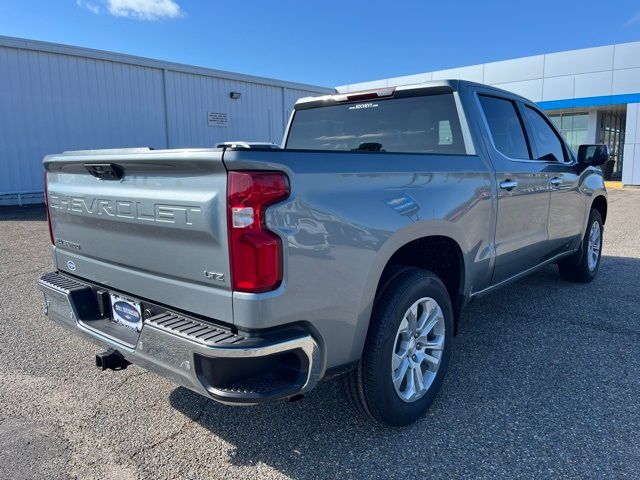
[478,95,531,159]
[285,94,466,154]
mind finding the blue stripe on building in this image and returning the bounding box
[537,93,640,110]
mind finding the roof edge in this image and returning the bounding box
[0,35,335,94]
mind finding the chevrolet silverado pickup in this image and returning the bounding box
[39,80,609,426]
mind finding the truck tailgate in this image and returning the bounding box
[44,148,232,323]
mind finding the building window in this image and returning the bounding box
[548,113,589,154]
[599,111,626,180]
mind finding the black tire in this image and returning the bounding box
[558,209,603,283]
[341,268,454,426]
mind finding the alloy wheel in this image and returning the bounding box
[587,221,601,271]
[391,297,445,402]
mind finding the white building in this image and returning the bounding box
[0,36,332,205]
[338,41,640,186]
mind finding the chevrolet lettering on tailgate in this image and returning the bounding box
[48,194,202,225]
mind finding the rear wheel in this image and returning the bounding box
[341,268,453,426]
[558,209,603,283]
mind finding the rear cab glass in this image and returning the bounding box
[286,93,467,155]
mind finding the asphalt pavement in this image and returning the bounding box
[0,189,638,479]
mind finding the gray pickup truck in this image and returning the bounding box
[39,80,608,426]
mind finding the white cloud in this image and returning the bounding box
[107,0,182,20]
[625,12,640,27]
[77,0,102,14]
[77,0,183,21]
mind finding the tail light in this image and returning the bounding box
[227,171,289,293]
[44,171,54,245]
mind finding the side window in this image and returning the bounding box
[479,95,531,159]
[523,106,566,162]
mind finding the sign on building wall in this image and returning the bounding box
[207,112,228,127]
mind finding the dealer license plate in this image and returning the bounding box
[109,293,143,332]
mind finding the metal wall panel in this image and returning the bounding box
[165,71,287,147]
[622,103,640,185]
[543,45,614,77]
[612,68,640,95]
[613,42,640,69]
[0,46,167,200]
[573,71,614,98]
[541,76,575,101]
[626,103,638,144]
[483,55,545,84]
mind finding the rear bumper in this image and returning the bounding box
[38,272,322,404]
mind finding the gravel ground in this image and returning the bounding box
[0,189,639,479]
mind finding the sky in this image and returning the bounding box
[0,0,639,87]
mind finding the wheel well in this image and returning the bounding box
[376,236,465,332]
[592,196,607,224]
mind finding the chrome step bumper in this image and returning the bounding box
[38,272,322,404]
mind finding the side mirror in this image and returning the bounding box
[577,144,609,166]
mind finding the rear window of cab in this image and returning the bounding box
[285,94,466,155]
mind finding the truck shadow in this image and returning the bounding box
[170,254,639,479]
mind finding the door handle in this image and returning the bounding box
[550,177,562,186]
[499,179,518,191]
